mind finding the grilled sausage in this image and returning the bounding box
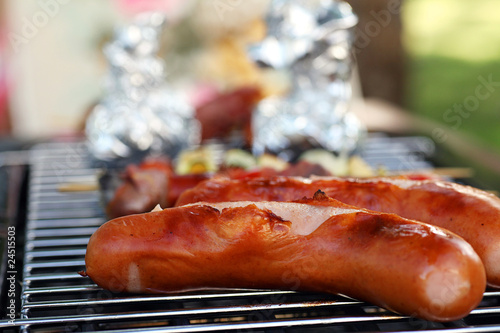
[106,159,331,219]
[106,159,209,219]
[195,86,261,144]
[176,176,500,288]
[85,192,486,322]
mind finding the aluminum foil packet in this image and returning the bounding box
[86,12,200,162]
[249,0,365,160]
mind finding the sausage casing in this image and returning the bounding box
[85,193,485,322]
[176,176,500,287]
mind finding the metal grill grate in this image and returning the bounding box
[2,137,500,332]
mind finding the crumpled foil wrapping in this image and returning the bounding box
[86,12,200,162]
[249,0,365,159]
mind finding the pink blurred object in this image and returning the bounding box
[114,0,192,21]
[0,13,10,135]
[190,84,220,109]
[0,69,9,134]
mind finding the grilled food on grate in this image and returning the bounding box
[84,192,486,322]
[176,175,500,288]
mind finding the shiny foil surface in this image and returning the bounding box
[250,0,364,159]
[86,12,200,161]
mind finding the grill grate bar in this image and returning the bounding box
[27,227,99,238]
[29,197,100,206]
[26,248,87,259]
[27,197,100,208]
[22,299,356,314]
[30,175,99,185]
[26,237,96,248]
[469,307,500,316]
[26,218,104,229]
[22,290,320,308]
[29,201,101,212]
[2,305,392,329]
[30,167,100,175]
[28,209,104,220]
[8,319,500,333]
[23,284,101,294]
[91,322,500,333]
[391,328,500,333]
[25,259,86,270]
[24,272,87,282]
[84,315,405,333]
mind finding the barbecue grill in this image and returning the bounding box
[2,136,500,332]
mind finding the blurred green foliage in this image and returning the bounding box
[403,0,500,152]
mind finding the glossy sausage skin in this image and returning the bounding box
[106,160,331,219]
[106,159,209,219]
[85,194,486,322]
[176,176,500,288]
[195,86,261,144]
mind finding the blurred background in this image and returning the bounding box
[0,0,499,157]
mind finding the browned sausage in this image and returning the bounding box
[106,155,333,219]
[176,176,500,288]
[85,192,486,322]
[106,159,210,219]
[195,86,262,144]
